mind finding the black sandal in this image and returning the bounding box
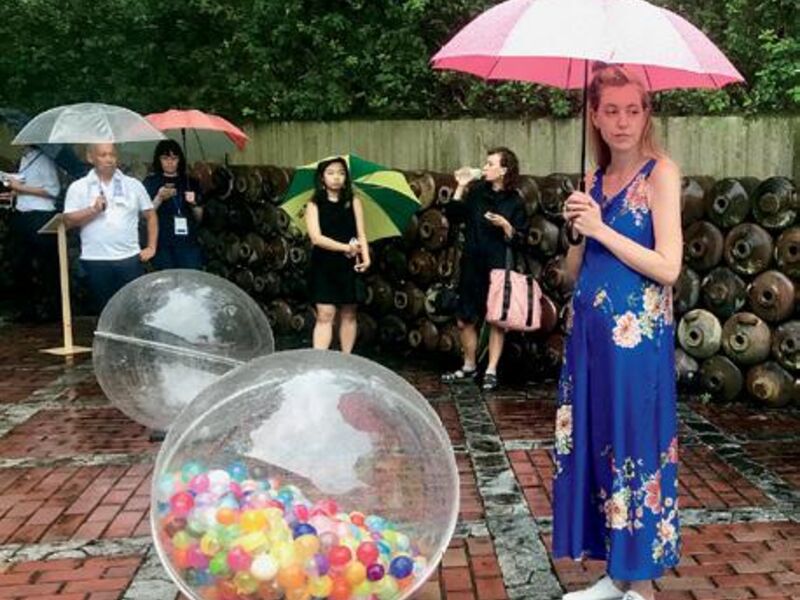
[441,368,477,384]
[481,373,498,391]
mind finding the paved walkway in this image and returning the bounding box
[0,320,798,600]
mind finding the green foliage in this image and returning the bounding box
[0,0,797,122]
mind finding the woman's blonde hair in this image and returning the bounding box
[587,63,662,169]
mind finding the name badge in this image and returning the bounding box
[174,217,189,236]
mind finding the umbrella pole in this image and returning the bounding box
[566,62,589,245]
[579,63,588,193]
[181,128,188,163]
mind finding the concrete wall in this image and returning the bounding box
[233,116,800,180]
[3,116,798,180]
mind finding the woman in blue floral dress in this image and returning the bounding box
[552,65,683,600]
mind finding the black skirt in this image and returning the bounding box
[309,249,364,305]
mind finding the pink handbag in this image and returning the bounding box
[485,249,542,332]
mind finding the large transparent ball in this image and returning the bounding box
[93,269,274,431]
[152,350,459,600]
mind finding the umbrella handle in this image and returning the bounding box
[566,222,584,245]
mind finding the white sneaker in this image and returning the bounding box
[621,592,648,600]
[563,576,624,600]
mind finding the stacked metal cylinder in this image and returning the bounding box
[674,176,798,407]
[192,164,798,403]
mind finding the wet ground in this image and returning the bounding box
[0,318,798,600]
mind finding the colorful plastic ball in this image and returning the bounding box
[366,563,385,582]
[199,532,221,557]
[216,507,238,526]
[227,546,252,571]
[187,546,209,570]
[246,492,271,509]
[375,575,400,599]
[349,511,366,527]
[181,461,205,483]
[365,515,387,532]
[313,498,338,517]
[285,588,311,600]
[343,560,367,586]
[294,534,320,560]
[356,541,379,565]
[227,460,248,482]
[170,492,194,518]
[308,574,334,597]
[293,504,310,522]
[293,523,317,538]
[318,531,338,551]
[328,577,352,600]
[277,563,307,590]
[233,571,259,595]
[172,547,191,570]
[240,509,267,533]
[328,545,352,568]
[209,552,230,577]
[390,555,414,579]
[250,553,278,581]
[314,553,330,576]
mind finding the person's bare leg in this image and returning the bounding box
[486,325,506,374]
[460,320,478,369]
[312,304,336,350]
[338,304,358,354]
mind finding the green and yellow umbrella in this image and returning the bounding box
[280,154,420,242]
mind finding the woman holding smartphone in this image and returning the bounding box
[142,140,204,270]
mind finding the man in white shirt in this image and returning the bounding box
[0,146,62,322]
[63,143,158,314]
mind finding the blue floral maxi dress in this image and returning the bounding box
[552,159,680,580]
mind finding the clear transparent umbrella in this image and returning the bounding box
[11,102,166,145]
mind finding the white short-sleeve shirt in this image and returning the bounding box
[15,148,61,212]
[64,169,153,261]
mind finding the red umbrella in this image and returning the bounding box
[145,109,249,161]
[431,0,744,242]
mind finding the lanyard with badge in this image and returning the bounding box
[167,180,189,236]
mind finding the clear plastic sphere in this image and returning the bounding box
[152,350,459,600]
[93,269,274,431]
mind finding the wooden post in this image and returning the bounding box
[38,214,91,357]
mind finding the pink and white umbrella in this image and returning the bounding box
[431,0,744,90]
[431,0,744,242]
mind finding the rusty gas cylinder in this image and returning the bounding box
[721,312,771,366]
[746,362,797,408]
[674,266,701,315]
[684,221,724,272]
[774,227,800,279]
[706,178,752,229]
[747,270,795,323]
[771,320,799,373]
[700,354,744,402]
[700,266,746,320]
[677,309,722,359]
[724,223,773,276]
[751,176,797,230]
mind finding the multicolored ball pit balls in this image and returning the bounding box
[155,460,426,600]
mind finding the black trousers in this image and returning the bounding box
[9,210,59,321]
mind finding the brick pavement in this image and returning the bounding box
[0,319,797,600]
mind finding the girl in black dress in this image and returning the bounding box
[305,157,370,352]
[441,147,527,391]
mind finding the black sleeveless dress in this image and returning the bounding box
[309,196,362,305]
